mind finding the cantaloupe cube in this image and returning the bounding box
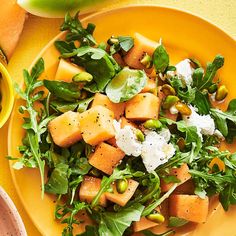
[124,33,159,71]
[120,116,138,129]
[79,176,107,207]
[79,105,115,145]
[161,164,191,192]
[174,180,195,195]
[106,137,118,147]
[91,93,125,120]
[48,111,82,148]
[89,142,125,175]
[105,179,139,206]
[125,93,160,121]
[55,59,85,82]
[133,216,158,232]
[141,79,157,96]
[169,194,209,223]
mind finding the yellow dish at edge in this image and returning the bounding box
[0,62,14,128]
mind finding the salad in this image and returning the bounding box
[10,12,236,236]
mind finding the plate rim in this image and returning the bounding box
[7,4,236,236]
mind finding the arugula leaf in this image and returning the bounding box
[98,203,144,236]
[169,76,196,103]
[45,163,69,195]
[105,67,148,103]
[193,55,224,91]
[131,172,160,204]
[153,44,169,73]
[44,80,81,102]
[168,216,188,227]
[192,90,211,115]
[211,99,236,138]
[55,201,88,236]
[60,12,96,46]
[142,184,177,216]
[142,229,175,236]
[13,58,47,198]
[54,41,76,55]
[50,97,94,113]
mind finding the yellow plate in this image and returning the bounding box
[8,5,236,236]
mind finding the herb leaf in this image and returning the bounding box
[153,44,169,73]
[98,203,144,236]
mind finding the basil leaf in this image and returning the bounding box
[168,216,188,227]
[153,44,169,73]
[106,67,148,103]
[98,203,144,236]
[45,163,69,195]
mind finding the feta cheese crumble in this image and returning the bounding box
[141,131,175,172]
[175,59,193,86]
[113,121,175,173]
[182,106,215,140]
[113,120,142,157]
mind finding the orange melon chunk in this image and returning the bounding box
[0,0,26,60]
[79,105,115,145]
[133,216,158,232]
[124,33,159,71]
[141,79,157,95]
[169,194,209,223]
[48,111,82,148]
[105,179,139,206]
[54,59,85,82]
[79,176,107,207]
[120,116,138,129]
[125,93,160,121]
[91,93,125,120]
[89,142,125,175]
[161,163,191,192]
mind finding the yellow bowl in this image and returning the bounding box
[0,62,14,128]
